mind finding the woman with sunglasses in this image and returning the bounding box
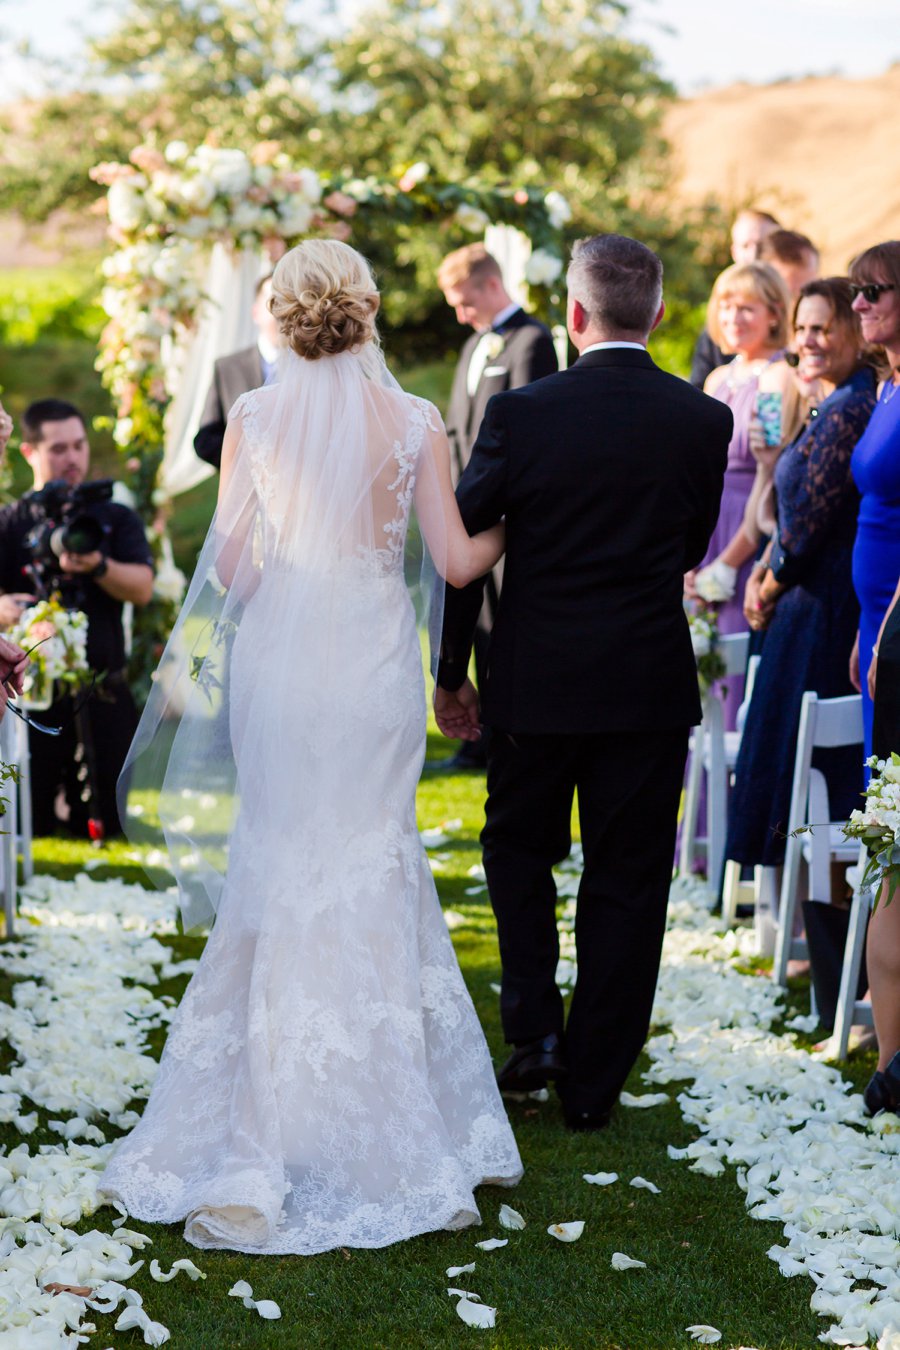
[847,242,900,1118]
[848,242,900,762]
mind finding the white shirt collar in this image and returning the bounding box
[579,341,647,355]
[479,302,521,333]
[258,336,280,366]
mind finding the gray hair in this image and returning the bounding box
[567,234,664,337]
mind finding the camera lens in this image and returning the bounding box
[51,514,105,557]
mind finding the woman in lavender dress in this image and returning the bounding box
[689,262,793,726]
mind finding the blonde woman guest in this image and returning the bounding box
[689,262,793,725]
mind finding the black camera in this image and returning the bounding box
[24,478,114,598]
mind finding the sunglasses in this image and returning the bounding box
[849,282,896,304]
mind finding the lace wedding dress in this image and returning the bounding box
[101,348,522,1254]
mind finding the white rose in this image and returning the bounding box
[154,563,187,604]
[455,203,490,233]
[278,201,313,235]
[297,167,322,202]
[113,418,134,448]
[343,178,372,202]
[231,200,263,232]
[525,247,564,286]
[544,190,573,228]
[177,175,216,211]
[165,140,190,164]
[107,182,145,231]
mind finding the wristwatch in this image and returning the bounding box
[88,557,109,580]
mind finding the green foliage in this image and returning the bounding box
[0,267,105,346]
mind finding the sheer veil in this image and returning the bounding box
[120,342,449,930]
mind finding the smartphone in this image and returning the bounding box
[756,391,783,449]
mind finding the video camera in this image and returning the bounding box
[23,478,114,599]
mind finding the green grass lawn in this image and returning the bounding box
[1,735,878,1350]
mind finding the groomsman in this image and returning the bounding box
[438,244,557,767]
[436,234,731,1130]
[194,275,281,470]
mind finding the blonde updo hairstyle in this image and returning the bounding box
[269,240,380,361]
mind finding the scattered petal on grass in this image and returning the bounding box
[475,1238,508,1251]
[630,1176,660,1194]
[689,1156,726,1178]
[228,1280,253,1298]
[115,1305,171,1345]
[115,1228,153,1249]
[583,1171,618,1186]
[447,1287,480,1299]
[529,1087,550,1102]
[686,1326,722,1344]
[619,1091,670,1108]
[498,1203,526,1230]
[490,982,502,995]
[446,1263,476,1278]
[253,1300,282,1320]
[547,1221,585,1242]
[149,1257,206,1282]
[455,1296,496,1328]
[611,1252,647,1270]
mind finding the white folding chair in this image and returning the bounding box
[831,844,874,1061]
[772,691,863,989]
[0,713,19,938]
[680,633,753,891]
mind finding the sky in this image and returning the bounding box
[0,0,898,98]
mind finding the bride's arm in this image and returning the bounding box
[214,413,258,591]
[415,422,505,588]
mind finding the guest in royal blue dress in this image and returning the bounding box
[848,241,900,760]
[726,279,876,869]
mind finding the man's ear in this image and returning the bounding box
[19,441,35,466]
[570,298,589,334]
[649,300,666,335]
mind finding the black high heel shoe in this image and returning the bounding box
[863,1049,900,1116]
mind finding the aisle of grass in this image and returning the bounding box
[0,725,879,1349]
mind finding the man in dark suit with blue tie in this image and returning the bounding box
[435,234,731,1130]
[437,244,558,767]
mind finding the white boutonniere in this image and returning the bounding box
[483,333,505,360]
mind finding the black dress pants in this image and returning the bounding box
[481,725,689,1117]
[29,676,139,839]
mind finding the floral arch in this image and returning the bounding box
[92,141,570,690]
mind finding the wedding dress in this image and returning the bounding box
[100,346,522,1254]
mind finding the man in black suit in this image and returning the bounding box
[194,275,281,469]
[435,234,731,1130]
[437,243,557,766]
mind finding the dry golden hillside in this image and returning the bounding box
[663,65,900,272]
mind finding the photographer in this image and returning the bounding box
[0,400,153,837]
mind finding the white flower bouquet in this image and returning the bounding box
[7,597,91,708]
[844,754,900,907]
[687,606,726,695]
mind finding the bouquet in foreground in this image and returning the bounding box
[843,753,900,908]
[7,597,91,707]
[687,605,726,696]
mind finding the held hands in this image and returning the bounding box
[0,593,35,628]
[434,678,481,742]
[743,569,778,632]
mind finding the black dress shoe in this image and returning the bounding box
[496,1033,567,1094]
[865,1049,900,1116]
[564,1108,612,1133]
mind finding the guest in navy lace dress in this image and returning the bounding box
[847,242,900,762]
[725,279,877,869]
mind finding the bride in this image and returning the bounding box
[100,239,523,1254]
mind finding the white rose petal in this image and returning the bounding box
[228,1280,254,1298]
[547,1221,584,1242]
[629,1176,661,1194]
[446,1262,476,1278]
[583,1171,618,1186]
[611,1251,647,1270]
[498,1203,526,1230]
[619,1091,670,1108]
[454,1296,496,1328]
[686,1327,722,1344]
[475,1238,508,1251]
[253,1300,281,1319]
[149,1257,205,1281]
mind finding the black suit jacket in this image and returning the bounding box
[439,347,732,734]
[444,309,558,487]
[193,346,265,470]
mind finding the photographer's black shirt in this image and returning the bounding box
[0,492,154,673]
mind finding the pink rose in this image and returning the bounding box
[251,141,282,165]
[130,146,167,174]
[323,191,358,219]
